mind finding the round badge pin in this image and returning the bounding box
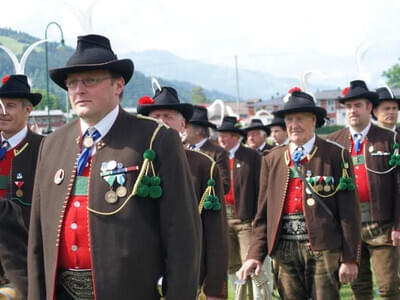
[105,190,118,204]
[83,136,94,148]
[369,145,374,153]
[307,198,315,206]
[116,186,128,198]
[107,160,117,170]
[323,185,331,192]
[16,189,23,197]
[54,169,65,185]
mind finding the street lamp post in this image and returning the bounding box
[45,21,64,134]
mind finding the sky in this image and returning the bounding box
[1,0,400,87]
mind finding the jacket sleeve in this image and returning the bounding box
[216,150,231,194]
[393,134,400,230]
[202,167,228,298]
[0,198,28,299]
[246,155,269,262]
[27,140,46,300]
[336,149,361,263]
[156,128,202,300]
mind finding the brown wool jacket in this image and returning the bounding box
[0,129,43,299]
[232,145,261,221]
[200,139,231,194]
[28,109,202,300]
[185,150,228,298]
[327,124,400,229]
[247,136,361,263]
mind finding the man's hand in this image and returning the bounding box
[391,230,400,246]
[339,262,358,284]
[235,259,262,280]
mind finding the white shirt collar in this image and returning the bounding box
[228,142,241,159]
[2,126,28,150]
[258,142,267,152]
[349,122,371,140]
[289,134,316,158]
[80,105,119,139]
[194,138,208,150]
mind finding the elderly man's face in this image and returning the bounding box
[373,100,399,129]
[0,98,32,139]
[284,112,316,146]
[149,109,186,133]
[66,69,124,126]
[218,131,240,151]
[246,129,266,149]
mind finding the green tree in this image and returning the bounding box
[191,86,208,104]
[383,59,400,88]
[32,89,60,110]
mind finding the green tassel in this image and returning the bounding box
[141,175,151,185]
[150,176,161,186]
[143,149,156,161]
[207,179,216,187]
[149,185,162,199]
[137,183,150,198]
[389,158,395,166]
[347,183,356,191]
[205,194,214,202]
[212,201,221,211]
[393,143,399,150]
[203,201,213,210]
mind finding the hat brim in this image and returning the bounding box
[0,91,42,106]
[49,59,134,90]
[189,120,217,129]
[339,91,378,105]
[137,103,194,121]
[244,125,270,135]
[216,127,246,136]
[266,121,286,129]
[273,106,327,128]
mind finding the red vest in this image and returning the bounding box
[59,159,92,269]
[224,158,235,205]
[283,158,306,214]
[0,149,15,198]
[351,139,370,203]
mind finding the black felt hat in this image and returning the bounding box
[339,80,378,105]
[50,34,134,90]
[266,116,286,130]
[273,88,327,128]
[0,75,42,106]
[216,116,245,136]
[137,87,193,120]
[243,118,270,135]
[371,86,400,120]
[189,105,217,129]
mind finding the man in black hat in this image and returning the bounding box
[328,80,400,299]
[372,86,400,132]
[237,87,361,299]
[137,87,229,299]
[0,74,43,299]
[244,118,274,153]
[27,35,202,300]
[216,116,261,296]
[184,104,231,194]
[266,116,288,146]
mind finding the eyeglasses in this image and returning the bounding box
[65,77,113,89]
